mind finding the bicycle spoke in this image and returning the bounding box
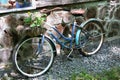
[80,21,104,55]
[13,37,54,77]
[26,65,45,70]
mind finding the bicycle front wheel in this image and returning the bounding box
[13,36,55,77]
[80,20,104,55]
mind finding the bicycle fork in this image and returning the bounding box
[36,35,45,56]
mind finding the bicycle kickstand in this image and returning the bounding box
[67,49,73,60]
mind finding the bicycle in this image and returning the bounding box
[12,8,104,77]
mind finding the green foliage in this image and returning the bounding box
[30,14,47,28]
[71,72,97,80]
[71,67,120,80]
[98,67,120,80]
[24,14,32,25]
[24,12,47,28]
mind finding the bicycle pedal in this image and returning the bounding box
[67,52,73,58]
[67,56,73,61]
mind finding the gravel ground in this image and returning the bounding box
[29,38,120,80]
[2,38,119,80]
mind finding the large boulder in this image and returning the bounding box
[43,10,74,37]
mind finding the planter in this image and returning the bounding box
[24,27,47,37]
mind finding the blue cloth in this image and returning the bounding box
[16,2,31,8]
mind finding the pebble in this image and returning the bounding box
[30,38,120,80]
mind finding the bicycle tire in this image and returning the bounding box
[77,19,104,55]
[13,36,55,77]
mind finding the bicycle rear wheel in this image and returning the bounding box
[13,36,55,77]
[80,20,104,55]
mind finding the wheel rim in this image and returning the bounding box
[81,22,104,55]
[14,37,54,77]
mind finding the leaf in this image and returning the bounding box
[30,23,36,27]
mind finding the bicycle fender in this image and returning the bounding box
[75,18,102,45]
[80,18,102,28]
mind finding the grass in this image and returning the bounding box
[70,67,120,80]
[98,67,120,80]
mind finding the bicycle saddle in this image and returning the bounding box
[70,9,85,16]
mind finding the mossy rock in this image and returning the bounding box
[23,27,47,37]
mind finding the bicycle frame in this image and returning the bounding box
[37,35,45,54]
[46,21,77,49]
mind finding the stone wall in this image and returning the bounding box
[97,0,120,40]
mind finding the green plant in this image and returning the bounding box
[71,72,97,80]
[24,12,32,26]
[24,12,47,28]
[98,67,120,80]
[70,67,120,80]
